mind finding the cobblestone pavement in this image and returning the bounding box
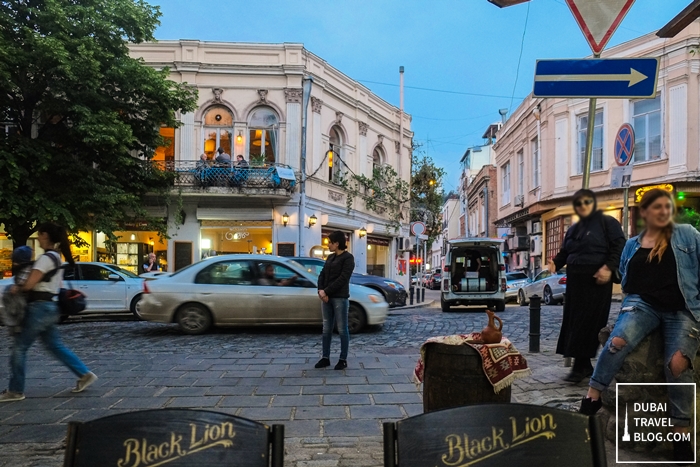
[0,293,671,466]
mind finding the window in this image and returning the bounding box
[154,127,175,164]
[80,265,114,281]
[501,162,511,206]
[517,149,524,197]
[328,126,344,184]
[480,203,485,234]
[534,270,551,282]
[545,217,561,262]
[255,262,307,287]
[203,106,233,159]
[195,260,254,285]
[632,96,661,163]
[531,137,540,188]
[372,146,384,173]
[577,110,604,174]
[248,107,279,165]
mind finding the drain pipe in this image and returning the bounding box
[299,77,313,254]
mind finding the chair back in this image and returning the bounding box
[63,408,283,467]
[383,403,606,467]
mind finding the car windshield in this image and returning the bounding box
[105,265,140,279]
[507,273,528,281]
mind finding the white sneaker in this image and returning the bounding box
[0,390,25,402]
[72,372,98,393]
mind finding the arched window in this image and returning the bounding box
[372,146,384,174]
[203,106,234,159]
[248,107,279,165]
[328,126,344,184]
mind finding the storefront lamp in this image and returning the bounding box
[130,234,136,241]
[487,0,530,7]
[308,214,318,228]
[201,239,211,249]
[678,192,686,200]
[359,227,367,238]
[237,130,243,143]
[282,212,289,227]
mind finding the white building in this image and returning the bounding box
[123,40,413,284]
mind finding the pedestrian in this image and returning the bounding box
[579,189,699,462]
[143,252,159,274]
[550,189,625,382]
[0,223,97,402]
[1,246,34,334]
[315,231,355,370]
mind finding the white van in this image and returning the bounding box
[441,238,507,312]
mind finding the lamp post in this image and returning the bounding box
[299,77,313,255]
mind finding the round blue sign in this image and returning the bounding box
[614,124,635,167]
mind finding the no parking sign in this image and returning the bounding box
[614,123,635,166]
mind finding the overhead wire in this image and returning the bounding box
[358,79,525,100]
[509,1,531,113]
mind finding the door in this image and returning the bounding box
[77,264,128,311]
[193,259,258,324]
[253,260,319,324]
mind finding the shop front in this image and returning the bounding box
[96,222,167,274]
[366,236,391,276]
[310,229,353,260]
[199,220,273,259]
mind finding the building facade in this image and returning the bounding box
[466,165,498,239]
[493,22,700,277]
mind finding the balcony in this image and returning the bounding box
[163,160,298,197]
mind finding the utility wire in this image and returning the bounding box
[509,1,531,113]
[358,79,524,100]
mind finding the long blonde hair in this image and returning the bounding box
[639,189,674,263]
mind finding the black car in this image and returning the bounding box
[293,257,408,307]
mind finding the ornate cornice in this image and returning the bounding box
[257,89,268,103]
[311,97,322,114]
[284,88,303,104]
[358,122,369,136]
[395,141,401,154]
[212,88,224,102]
[335,111,344,124]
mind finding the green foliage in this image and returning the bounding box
[0,0,197,247]
[676,207,700,231]
[337,165,410,233]
[410,145,445,245]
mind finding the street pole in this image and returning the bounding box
[622,186,630,238]
[581,53,600,189]
[298,77,313,254]
[423,238,428,302]
[415,234,420,303]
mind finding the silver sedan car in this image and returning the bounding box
[137,254,388,335]
[517,268,566,306]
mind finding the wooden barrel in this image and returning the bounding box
[423,342,511,413]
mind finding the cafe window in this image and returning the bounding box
[248,107,279,165]
[203,106,234,159]
[154,127,175,163]
[632,96,662,163]
[328,126,345,184]
[577,110,604,174]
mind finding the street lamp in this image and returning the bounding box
[359,227,367,238]
[487,0,530,7]
[308,214,317,228]
[282,212,289,227]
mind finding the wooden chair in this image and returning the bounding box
[383,403,606,467]
[63,408,284,467]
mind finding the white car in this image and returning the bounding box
[138,254,389,335]
[0,262,145,318]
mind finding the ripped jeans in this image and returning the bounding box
[590,295,700,426]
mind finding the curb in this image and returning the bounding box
[389,300,435,314]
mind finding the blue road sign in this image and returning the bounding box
[533,58,659,98]
[614,123,635,167]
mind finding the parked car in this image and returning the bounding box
[293,257,407,307]
[517,268,567,306]
[410,276,418,288]
[429,269,443,290]
[138,254,388,334]
[505,272,529,302]
[422,273,432,288]
[0,262,144,319]
[441,238,507,312]
[140,271,172,280]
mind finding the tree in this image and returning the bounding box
[0,0,197,248]
[411,146,445,246]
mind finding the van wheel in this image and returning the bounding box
[176,304,212,335]
[441,296,451,313]
[518,290,528,306]
[348,304,367,334]
[495,301,505,312]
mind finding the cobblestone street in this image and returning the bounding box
[0,296,656,466]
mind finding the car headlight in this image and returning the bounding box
[368,294,383,303]
[383,281,398,289]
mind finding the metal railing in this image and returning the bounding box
[161,160,298,193]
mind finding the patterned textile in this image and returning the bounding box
[413,333,532,394]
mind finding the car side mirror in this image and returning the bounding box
[108,274,121,281]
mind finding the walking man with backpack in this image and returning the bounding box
[0,223,96,402]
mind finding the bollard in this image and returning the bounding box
[421,287,425,302]
[529,294,541,353]
[409,287,414,305]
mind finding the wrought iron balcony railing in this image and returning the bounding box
[162,160,298,194]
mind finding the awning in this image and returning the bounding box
[196,208,273,221]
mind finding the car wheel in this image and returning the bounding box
[495,300,506,312]
[130,294,143,320]
[518,289,527,306]
[347,303,367,334]
[543,286,553,306]
[441,296,451,312]
[176,303,212,335]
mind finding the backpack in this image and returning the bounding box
[43,253,87,315]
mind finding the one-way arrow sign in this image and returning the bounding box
[533,58,659,98]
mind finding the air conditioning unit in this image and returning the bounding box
[512,236,530,250]
[530,235,542,256]
[517,251,529,267]
[531,221,542,234]
[514,195,525,207]
[397,237,412,251]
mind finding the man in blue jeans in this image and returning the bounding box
[315,231,355,370]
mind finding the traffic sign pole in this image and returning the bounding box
[582,91,598,189]
[623,186,630,238]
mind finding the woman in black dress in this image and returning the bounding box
[550,189,625,382]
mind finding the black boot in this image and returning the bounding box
[314,358,331,369]
[564,359,593,383]
[672,439,693,463]
[578,397,602,415]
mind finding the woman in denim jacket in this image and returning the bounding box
[579,189,699,462]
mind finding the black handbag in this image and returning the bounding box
[44,253,87,315]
